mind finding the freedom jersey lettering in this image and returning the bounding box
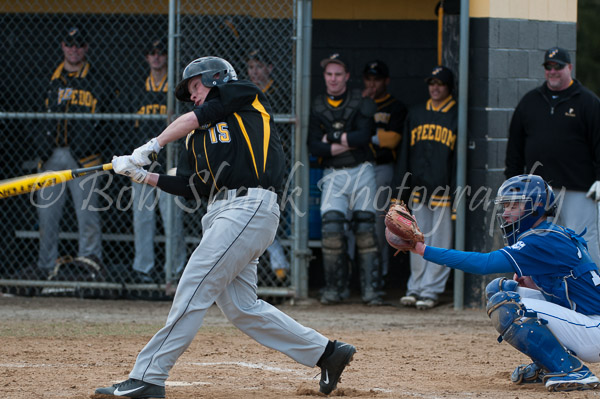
[410,124,456,150]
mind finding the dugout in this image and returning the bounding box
[0,0,579,307]
[308,0,577,307]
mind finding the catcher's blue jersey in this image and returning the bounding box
[500,221,600,315]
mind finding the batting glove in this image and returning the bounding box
[112,155,148,184]
[131,138,163,166]
[586,180,600,201]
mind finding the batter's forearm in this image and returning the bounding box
[156,112,199,147]
[144,172,159,186]
[155,174,197,198]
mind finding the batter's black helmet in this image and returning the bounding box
[175,56,237,102]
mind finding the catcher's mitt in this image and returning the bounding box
[384,200,424,254]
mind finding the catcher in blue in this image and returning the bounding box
[393,174,600,392]
[94,56,355,398]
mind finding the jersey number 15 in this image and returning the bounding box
[208,122,231,144]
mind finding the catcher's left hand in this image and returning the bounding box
[384,200,424,254]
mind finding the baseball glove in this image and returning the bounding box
[384,200,424,254]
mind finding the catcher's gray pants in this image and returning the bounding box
[319,162,377,215]
[130,188,328,385]
[406,204,452,301]
[554,190,600,267]
[36,147,102,271]
[131,181,186,275]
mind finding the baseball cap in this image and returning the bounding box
[320,53,349,71]
[363,60,389,78]
[63,27,87,47]
[425,65,454,89]
[543,47,571,66]
[145,38,167,55]
[246,48,271,64]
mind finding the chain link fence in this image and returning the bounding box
[0,0,300,300]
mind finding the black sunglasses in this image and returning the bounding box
[544,63,566,71]
[64,41,86,49]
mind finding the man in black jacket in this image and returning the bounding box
[505,47,600,266]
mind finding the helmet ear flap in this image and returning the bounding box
[175,56,237,101]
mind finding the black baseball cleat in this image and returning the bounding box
[94,378,165,398]
[319,340,356,395]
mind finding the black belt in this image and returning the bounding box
[212,187,249,202]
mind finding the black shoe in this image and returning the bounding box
[319,340,356,395]
[130,271,155,284]
[95,378,165,398]
[320,290,341,305]
[13,265,50,280]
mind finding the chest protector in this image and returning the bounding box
[313,89,368,168]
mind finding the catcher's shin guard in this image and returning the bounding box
[353,211,384,303]
[321,211,349,303]
[487,291,583,376]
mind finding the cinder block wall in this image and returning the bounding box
[465,13,576,306]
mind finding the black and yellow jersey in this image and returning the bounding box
[392,95,457,206]
[128,74,169,155]
[177,80,284,196]
[44,61,116,161]
[370,93,407,164]
[133,73,169,143]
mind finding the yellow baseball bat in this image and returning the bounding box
[0,163,113,199]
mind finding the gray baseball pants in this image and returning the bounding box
[130,188,328,385]
[406,203,452,301]
[36,147,102,271]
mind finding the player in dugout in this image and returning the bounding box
[399,174,600,392]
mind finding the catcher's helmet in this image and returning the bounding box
[494,174,556,245]
[175,56,237,102]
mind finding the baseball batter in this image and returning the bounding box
[408,174,600,392]
[94,56,355,398]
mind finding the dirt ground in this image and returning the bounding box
[0,294,599,399]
